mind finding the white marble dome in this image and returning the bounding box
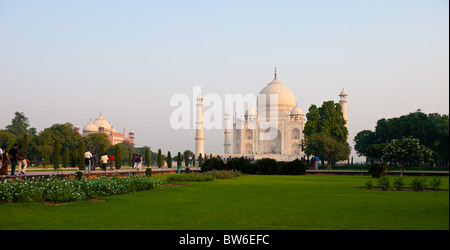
[290,106,303,116]
[83,121,98,133]
[258,77,296,116]
[93,114,112,131]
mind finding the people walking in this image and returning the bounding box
[1,146,10,176]
[100,153,108,171]
[109,154,115,170]
[17,144,28,175]
[84,149,93,173]
[8,144,19,175]
[91,153,97,170]
[138,154,143,170]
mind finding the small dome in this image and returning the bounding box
[83,121,98,133]
[290,106,303,116]
[245,107,257,117]
[340,89,347,96]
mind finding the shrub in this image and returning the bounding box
[201,156,225,172]
[377,176,390,191]
[185,167,190,173]
[145,168,152,177]
[410,177,427,191]
[393,177,405,191]
[0,176,163,204]
[75,171,84,181]
[204,170,241,179]
[166,173,214,183]
[278,159,307,175]
[429,177,442,191]
[368,163,388,178]
[255,158,278,175]
[365,180,373,190]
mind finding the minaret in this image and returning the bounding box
[224,112,231,154]
[339,89,348,127]
[195,95,205,157]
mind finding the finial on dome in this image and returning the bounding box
[274,67,277,79]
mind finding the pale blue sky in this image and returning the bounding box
[0,0,448,161]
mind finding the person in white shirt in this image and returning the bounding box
[84,149,93,172]
[100,153,108,171]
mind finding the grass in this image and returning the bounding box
[0,174,448,230]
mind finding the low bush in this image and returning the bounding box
[166,173,214,183]
[429,177,442,191]
[377,176,390,191]
[145,168,152,177]
[368,163,388,178]
[410,177,427,191]
[201,157,307,175]
[0,176,163,204]
[393,177,405,191]
[203,170,241,179]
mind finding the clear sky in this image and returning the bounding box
[0,0,448,162]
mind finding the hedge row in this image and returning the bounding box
[200,157,307,175]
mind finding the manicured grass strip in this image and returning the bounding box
[0,175,448,230]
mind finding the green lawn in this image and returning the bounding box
[0,175,448,230]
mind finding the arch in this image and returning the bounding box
[245,129,253,140]
[291,143,300,154]
[245,143,253,154]
[292,128,300,140]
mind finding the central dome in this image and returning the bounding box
[93,114,112,131]
[258,77,296,117]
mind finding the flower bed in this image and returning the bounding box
[0,175,163,204]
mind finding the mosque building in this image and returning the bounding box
[74,113,135,145]
[195,70,348,162]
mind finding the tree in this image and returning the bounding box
[183,150,190,167]
[357,110,448,166]
[383,137,433,176]
[198,153,203,167]
[303,101,348,144]
[157,149,163,168]
[303,101,350,168]
[304,133,351,169]
[366,143,389,163]
[353,130,377,158]
[5,112,36,137]
[115,144,123,169]
[63,147,70,167]
[177,152,182,167]
[144,147,151,167]
[78,140,85,170]
[167,151,172,168]
[52,141,61,170]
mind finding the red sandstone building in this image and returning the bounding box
[74,113,134,145]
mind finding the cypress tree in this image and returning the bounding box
[157,149,163,168]
[63,147,69,167]
[184,151,189,167]
[177,152,182,166]
[199,153,203,167]
[167,151,172,168]
[145,147,151,167]
[129,151,133,168]
[78,140,85,170]
[53,141,60,170]
[71,149,78,167]
[115,144,122,169]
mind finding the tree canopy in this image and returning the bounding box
[354,110,448,164]
[303,101,350,168]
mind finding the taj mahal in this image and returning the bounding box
[195,70,348,161]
